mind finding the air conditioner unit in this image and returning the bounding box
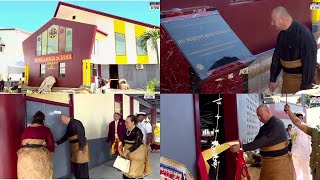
[136,64,144,69]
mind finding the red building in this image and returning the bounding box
[23,2,159,89]
[23,18,96,87]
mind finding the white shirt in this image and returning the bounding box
[290,125,312,156]
[137,119,152,144]
[115,120,119,139]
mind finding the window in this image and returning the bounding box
[36,35,41,56]
[40,64,46,77]
[92,39,99,54]
[59,62,66,77]
[47,25,59,54]
[115,33,126,55]
[136,37,147,55]
[36,25,73,56]
[65,28,72,52]
[41,30,48,55]
[0,47,3,52]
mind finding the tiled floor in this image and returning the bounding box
[88,151,160,179]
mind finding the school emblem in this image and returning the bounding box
[49,28,57,39]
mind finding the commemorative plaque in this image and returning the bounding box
[161,7,255,93]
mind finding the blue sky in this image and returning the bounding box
[0,1,159,32]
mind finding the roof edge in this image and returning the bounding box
[54,1,159,29]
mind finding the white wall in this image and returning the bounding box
[73,94,138,140]
[73,94,115,140]
[307,107,320,128]
[126,23,138,64]
[55,7,158,64]
[0,30,30,76]
[94,18,116,64]
[123,94,130,118]
[134,99,140,114]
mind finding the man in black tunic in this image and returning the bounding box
[230,105,295,180]
[56,114,90,179]
[269,6,317,94]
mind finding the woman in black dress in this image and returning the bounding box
[118,115,147,179]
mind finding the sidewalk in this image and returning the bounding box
[88,151,160,179]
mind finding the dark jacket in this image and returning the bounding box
[107,119,126,143]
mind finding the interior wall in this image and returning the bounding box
[160,94,197,178]
[26,100,71,178]
[73,94,115,140]
[0,95,26,178]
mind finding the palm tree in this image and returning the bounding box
[138,29,160,63]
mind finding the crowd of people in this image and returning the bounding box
[229,104,319,180]
[16,111,158,179]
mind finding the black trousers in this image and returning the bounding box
[73,162,89,179]
[122,174,143,179]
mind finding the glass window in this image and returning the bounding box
[59,26,66,53]
[114,101,121,113]
[59,62,66,77]
[40,64,46,77]
[47,25,59,54]
[36,25,73,56]
[115,33,126,55]
[92,39,99,54]
[66,28,72,52]
[41,30,48,55]
[136,37,147,55]
[36,35,41,56]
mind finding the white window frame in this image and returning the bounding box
[40,64,46,77]
[59,62,66,77]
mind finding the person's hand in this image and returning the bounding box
[230,144,241,153]
[269,82,277,93]
[147,145,152,152]
[122,150,129,158]
[284,104,291,112]
[78,150,83,156]
[42,141,47,146]
[118,145,123,153]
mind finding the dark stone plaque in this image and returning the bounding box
[161,8,255,80]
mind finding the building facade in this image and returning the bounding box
[23,1,160,89]
[0,29,31,81]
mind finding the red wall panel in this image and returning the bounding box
[114,94,123,118]
[223,94,240,180]
[161,0,311,55]
[0,95,26,178]
[23,18,96,88]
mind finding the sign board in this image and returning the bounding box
[35,53,73,63]
[236,94,261,144]
[161,9,255,80]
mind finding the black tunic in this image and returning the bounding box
[243,116,288,151]
[270,20,317,90]
[123,127,143,152]
[57,119,86,151]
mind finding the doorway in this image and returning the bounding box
[109,65,119,89]
[26,99,71,178]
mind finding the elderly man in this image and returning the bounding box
[269,6,317,93]
[285,104,320,180]
[230,105,296,180]
[107,112,126,155]
[56,114,90,179]
[289,111,312,180]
